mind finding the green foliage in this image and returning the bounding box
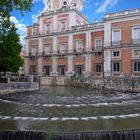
[0,0,33,17]
[45,128,54,140]
[0,0,33,73]
[0,19,23,72]
[0,78,7,83]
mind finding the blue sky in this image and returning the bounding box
[10,0,140,46]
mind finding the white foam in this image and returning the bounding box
[50,117,59,121]
[0,113,139,121]
[0,98,140,108]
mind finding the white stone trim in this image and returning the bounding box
[38,57,43,76]
[24,58,29,75]
[53,36,57,52]
[85,54,91,75]
[86,31,91,51]
[132,25,140,40]
[68,33,73,51]
[52,57,57,73]
[111,50,121,59]
[132,49,140,58]
[39,38,43,53]
[104,50,111,77]
[68,56,73,75]
[104,21,111,47]
[53,15,57,32]
[25,40,29,55]
[112,28,121,42]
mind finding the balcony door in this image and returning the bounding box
[58,65,65,76]
[75,65,82,75]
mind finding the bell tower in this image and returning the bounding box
[47,0,83,11]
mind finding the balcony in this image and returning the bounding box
[132,39,140,45]
[111,41,121,47]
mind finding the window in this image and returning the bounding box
[133,61,140,72]
[58,65,65,76]
[31,46,37,55]
[112,61,120,72]
[59,44,66,53]
[76,41,83,52]
[112,51,120,57]
[112,30,121,45]
[94,64,102,73]
[43,66,50,76]
[133,27,140,43]
[133,50,140,56]
[44,45,51,54]
[46,24,50,34]
[75,65,82,75]
[30,65,36,75]
[95,39,102,50]
[32,26,36,35]
[61,21,66,32]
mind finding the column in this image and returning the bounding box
[52,57,57,76]
[53,36,57,53]
[85,54,91,76]
[85,31,91,76]
[67,34,73,76]
[52,36,58,76]
[39,38,43,54]
[69,11,76,28]
[25,39,29,55]
[104,49,111,77]
[24,57,29,76]
[53,15,57,32]
[104,21,111,77]
[24,39,29,75]
[86,31,91,51]
[104,21,111,47]
[38,38,43,76]
[39,16,43,34]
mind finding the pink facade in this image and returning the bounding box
[57,14,70,32]
[24,0,140,78]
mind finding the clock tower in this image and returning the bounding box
[47,0,83,11]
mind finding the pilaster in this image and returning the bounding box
[104,49,111,77]
[104,21,111,47]
[38,57,43,76]
[85,54,91,77]
[86,31,91,51]
[24,58,29,75]
[39,38,43,54]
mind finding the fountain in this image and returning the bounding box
[0,86,139,139]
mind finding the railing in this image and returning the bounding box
[111,41,122,46]
[132,39,140,44]
[104,8,140,19]
[27,48,104,58]
[104,40,140,48]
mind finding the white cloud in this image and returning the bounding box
[32,0,48,23]
[96,0,118,13]
[10,16,26,47]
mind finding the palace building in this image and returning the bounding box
[24,0,140,78]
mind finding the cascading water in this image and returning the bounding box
[0,86,139,139]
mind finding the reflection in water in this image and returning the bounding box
[0,86,139,131]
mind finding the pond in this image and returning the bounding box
[0,86,140,132]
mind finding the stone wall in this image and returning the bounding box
[0,82,39,94]
[70,76,140,92]
[40,76,140,92]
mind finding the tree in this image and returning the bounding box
[0,18,23,72]
[0,0,33,73]
[0,0,33,17]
